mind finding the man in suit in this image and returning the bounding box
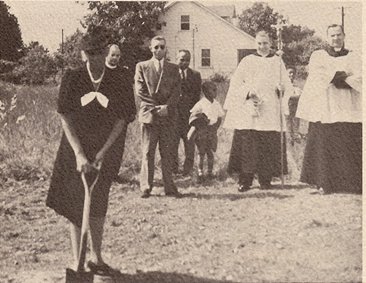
[172,50,202,176]
[135,36,182,198]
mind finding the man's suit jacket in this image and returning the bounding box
[135,58,181,124]
[178,68,202,121]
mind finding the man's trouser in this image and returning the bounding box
[140,119,177,193]
[172,118,195,174]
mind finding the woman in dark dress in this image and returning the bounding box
[46,27,133,274]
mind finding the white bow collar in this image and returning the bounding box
[81,91,109,108]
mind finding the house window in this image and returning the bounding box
[201,49,211,67]
[181,15,190,30]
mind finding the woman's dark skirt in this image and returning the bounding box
[300,122,362,193]
[46,132,126,227]
[228,129,288,177]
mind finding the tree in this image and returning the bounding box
[0,2,24,61]
[239,2,279,40]
[282,25,315,44]
[53,2,166,73]
[54,29,84,70]
[12,42,58,85]
[284,35,328,79]
[83,1,166,71]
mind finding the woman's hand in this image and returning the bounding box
[76,152,93,173]
[91,118,125,171]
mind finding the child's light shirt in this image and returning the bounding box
[190,96,225,125]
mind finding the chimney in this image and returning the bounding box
[232,16,240,28]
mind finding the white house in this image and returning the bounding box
[155,1,256,79]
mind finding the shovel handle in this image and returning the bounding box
[77,170,100,272]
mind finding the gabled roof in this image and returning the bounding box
[206,5,236,18]
[164,1,254,41]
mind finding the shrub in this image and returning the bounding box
[0,82,17,126]
[209,72,229,83]
[0,59,17,73]
[295,65,309,81]
[11,42,58,85]
[0,60,21,84]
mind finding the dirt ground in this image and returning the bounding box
[0,175,362,283]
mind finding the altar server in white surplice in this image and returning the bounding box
[296,24,362,194]
[224,30,294,192]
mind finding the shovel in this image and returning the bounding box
[66,166,100,283]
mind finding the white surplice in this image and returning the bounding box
[223,53,293,132]
[296,49,362,123]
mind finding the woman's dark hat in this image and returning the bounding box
[81,25,109,54]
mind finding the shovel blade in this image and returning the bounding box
[66,268,93,283]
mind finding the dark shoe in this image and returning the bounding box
[260,183,272,190]
[207,172,215,179]
[182,170,191,177]
[317,187,331,195]
[238,185,250,192]
[197,170,204,183]
[87,261,120,276]
[197,176,204,184]
[141,189,151,198]
[165,190,183,198]
[173,172,184,178]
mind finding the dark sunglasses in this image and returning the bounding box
[153,45,165,50]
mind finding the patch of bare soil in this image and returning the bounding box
[0,176,362,283]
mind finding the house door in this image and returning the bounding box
[237,49,256,64]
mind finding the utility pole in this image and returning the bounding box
[61,29,64,54]
[336,6,350,32]
[192,25,198,69]
[336,6,350,48]
[61,29,64,75]
[341,6,345,30]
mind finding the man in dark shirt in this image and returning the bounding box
[172,50,202,176]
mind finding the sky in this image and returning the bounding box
[5,0,363,53]
[5,1,89,52]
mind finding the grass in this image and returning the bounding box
[0,80,305,182]
[0,83,61,179]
